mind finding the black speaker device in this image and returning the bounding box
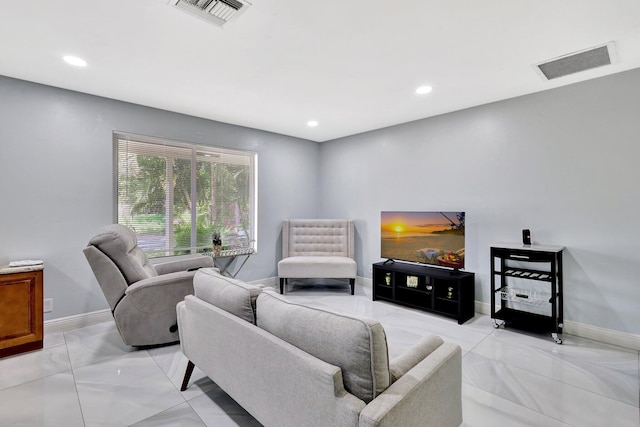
[522,229,531,245]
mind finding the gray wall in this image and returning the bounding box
[319,68,640,335]
[0,76,320,320]
[2,68,639,335]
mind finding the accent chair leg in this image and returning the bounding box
[349,278,355,295]
[180,360,195,391]
[279,277,286,294]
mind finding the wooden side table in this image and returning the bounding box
[0,265,44,358]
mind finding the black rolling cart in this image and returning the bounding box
[490,244,564,344]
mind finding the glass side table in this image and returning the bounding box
[204,248,254,278]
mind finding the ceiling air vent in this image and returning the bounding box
[172,0,251,27]
[535,42,616,81]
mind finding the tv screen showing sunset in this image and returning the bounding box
[381,211,465,269]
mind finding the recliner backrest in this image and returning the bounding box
[83,245,128,311]
[87,224,157,285]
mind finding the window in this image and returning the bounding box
[114,132,257,257]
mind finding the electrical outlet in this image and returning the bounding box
[44,298,53,313]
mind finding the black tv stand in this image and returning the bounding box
[372,262,475,324]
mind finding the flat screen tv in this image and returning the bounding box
[381,211,465,270]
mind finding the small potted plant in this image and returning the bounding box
[212,231,222,256]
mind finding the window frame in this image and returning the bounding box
[113,131,258,257]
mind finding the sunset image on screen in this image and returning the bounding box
[381,211,465,268]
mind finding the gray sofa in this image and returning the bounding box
[178,268,463,427]
[278,219,358,294]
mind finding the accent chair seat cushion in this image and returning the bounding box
[277,256,357,279]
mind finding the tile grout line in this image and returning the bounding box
[64,330,88,427]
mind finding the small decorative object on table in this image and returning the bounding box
[406,275,418,288]
[212,231,222,256]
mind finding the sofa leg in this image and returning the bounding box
[180,360,195,391]
[349,278,355,295]
[279,278,286,294]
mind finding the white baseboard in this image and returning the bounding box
[474,300,639,350]
[248,276,370,289]
[248,276,278,287]
[44,279,640,351]
[42,276,364,335]
[475,300,491,315]
[359,276,371,287]
[562,320,640,350]
[44,309,112,335]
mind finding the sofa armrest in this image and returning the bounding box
[125,271,196,313]
[359,343,462,427]
[389,335,444,381]
[153,256,215,275]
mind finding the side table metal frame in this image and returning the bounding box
[205,251,253,278]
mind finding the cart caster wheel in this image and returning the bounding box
[552,333,562,344]
[492,320,504,329]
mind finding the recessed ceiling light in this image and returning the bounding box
[307,120,318,127]
[63,55,87,67]
[416,85,432,95]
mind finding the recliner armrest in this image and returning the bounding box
[153,256,216,275]
[125,271,196,313]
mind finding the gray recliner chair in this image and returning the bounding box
[83,224,215,347]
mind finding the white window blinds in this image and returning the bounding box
[115,132,257,257]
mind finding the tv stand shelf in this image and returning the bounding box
[490,244,564,344]
[372,262,475,324]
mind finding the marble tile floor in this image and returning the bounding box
[1,282,638,427]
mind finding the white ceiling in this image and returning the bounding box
[2,1,640,142]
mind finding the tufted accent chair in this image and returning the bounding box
[277,219,357,294]
[83,224,215,346]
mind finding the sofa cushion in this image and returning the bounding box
[256,291,390,403]
[193,268,262,324]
